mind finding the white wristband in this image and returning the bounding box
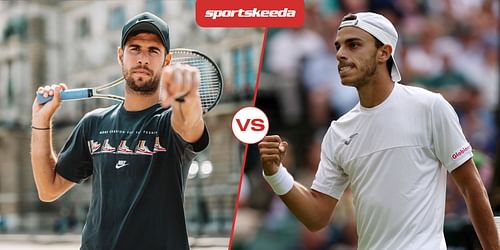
[263,164,294,195]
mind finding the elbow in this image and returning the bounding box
[37,190,60,203]
[299,196,336,232]
[304,220,329,232]
[34,175,68,202]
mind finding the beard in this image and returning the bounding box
[122,65,161,94]
[356,56,378,84]
[340,52,378,87]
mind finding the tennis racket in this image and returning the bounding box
[36,48,223,113]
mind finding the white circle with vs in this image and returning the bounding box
[232,107,269,144]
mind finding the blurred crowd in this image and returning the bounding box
[234,0,498,249]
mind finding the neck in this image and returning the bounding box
[356,74,394,108]
[123,89,159,111]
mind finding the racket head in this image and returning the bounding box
[170,48,223,113]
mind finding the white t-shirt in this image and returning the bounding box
[311,83,473,250]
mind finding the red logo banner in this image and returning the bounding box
[196,0,304,28]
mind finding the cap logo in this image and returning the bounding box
[342,19,358,26]
[136,18,153,23]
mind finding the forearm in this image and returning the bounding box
[171,98,204,142]
[280,183,335,231]
[30,128,59,201]
[31,84,74,201]
[259,136,337,231]
[462,184,499,249]
[452,159,500,249]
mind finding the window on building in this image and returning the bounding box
[231,48,242,92]
[244,46,255,87]
[108,6,125,31]
[184,0,196,9]
[77,17,90,38]
[29,17,46,42]
[3,16,27,42]
[145,0,163,16]
[232,46,255,97]
[6,60,13,107]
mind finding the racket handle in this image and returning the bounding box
[36,88,93,104]
[175,93,187,103]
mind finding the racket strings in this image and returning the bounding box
[95,77,125,91]
[171,51,222,112]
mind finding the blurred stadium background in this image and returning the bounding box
[0,0,263,248]
[234,0,498,249]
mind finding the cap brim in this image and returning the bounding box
[391,56,401,82]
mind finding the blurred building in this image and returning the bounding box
[0,0,262,237]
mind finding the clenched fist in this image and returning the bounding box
[258,135,288,176]
[32,83,68,127]
[159,64,200,108]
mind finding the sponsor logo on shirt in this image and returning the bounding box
[115,160,128,169]
[344,133,359,145]
[451,145,472,159]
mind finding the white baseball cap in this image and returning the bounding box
[339,12,401,82]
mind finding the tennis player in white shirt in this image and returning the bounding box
[258,12,499,249]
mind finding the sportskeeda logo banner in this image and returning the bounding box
[196,0,304,28]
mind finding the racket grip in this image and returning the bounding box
[175,93,187,103]
[36,88,93,104]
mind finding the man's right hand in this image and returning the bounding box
[32,83,67,127]
[258,135,288,176]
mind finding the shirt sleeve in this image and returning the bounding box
[431,94,473,172]
[311,126,349,200]
[55,117,93,183]
[159,111,209,157]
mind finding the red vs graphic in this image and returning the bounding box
[231,107,269,144]
[196,0,304,27]
[235,118,266,132]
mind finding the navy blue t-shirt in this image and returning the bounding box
[55,103,209,250]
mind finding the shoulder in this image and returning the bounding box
[401,84,457,113]
[324,106,360,143]
[397,83,442,105]
[330,103,361,133]
[80,105,119,123]
[336,104,360,123]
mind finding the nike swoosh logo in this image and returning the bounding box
[344,133,359,145]
[115,163,128,169]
